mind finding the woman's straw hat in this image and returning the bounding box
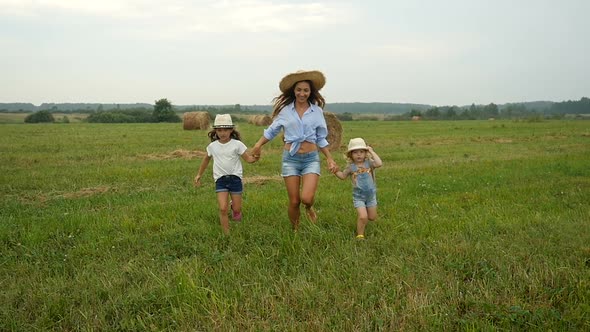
[279,70,326,93]
[212,114,234,128]
[347,138,368,152]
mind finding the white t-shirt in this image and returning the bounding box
[206,139,248,181]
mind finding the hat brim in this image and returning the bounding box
[279,70,325,93]
[212,125,234,129]
[347,147,368,152]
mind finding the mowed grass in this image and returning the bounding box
[1,120,589,331]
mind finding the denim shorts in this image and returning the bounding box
[281,150,321,177]
[353,190,378,208]
[215,175,243,194]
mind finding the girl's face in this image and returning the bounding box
[215,128,233,142]
[294,81,311,104]
[351,149,367,163]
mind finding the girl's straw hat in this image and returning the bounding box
[212,114,234,128]
[279,70,326,93]
[347,138,368,152]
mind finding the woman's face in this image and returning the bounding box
[294,81,311,103]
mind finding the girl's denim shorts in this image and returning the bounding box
[353,192,378,208]
[215,175,243,194]
[281,150,321,177]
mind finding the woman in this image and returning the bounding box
[251,70,338,230]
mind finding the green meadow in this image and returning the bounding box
[1,120,589,331]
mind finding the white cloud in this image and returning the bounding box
[0,0,354,33]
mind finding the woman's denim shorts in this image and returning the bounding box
[215,175,243,194]
[281,150,321,177]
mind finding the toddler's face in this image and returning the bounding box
[351,149,367,162]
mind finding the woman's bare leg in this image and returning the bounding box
[284,176,302,230]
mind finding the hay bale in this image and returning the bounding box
[249,114,272,126]
[323,111,342,151]
[183,112,210,130]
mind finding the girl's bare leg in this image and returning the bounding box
[230,193,243,220]
[356,207,369,237]
[216,192,230,235]
[367,206,378,222]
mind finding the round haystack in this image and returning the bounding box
[183,112,210,130]
[324,111,343,151]
[249,114,272,126]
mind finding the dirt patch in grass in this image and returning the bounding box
[138,149,207,160]
[243,175,282,185]
[61,186,110,199]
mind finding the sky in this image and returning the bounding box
[1,0,589,107]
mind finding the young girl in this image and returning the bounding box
[334,138,383,239]
[194,114,258,235]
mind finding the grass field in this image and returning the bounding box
[1,120,589,331]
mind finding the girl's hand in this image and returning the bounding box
[251,145,261,159]
[193,175,202,187]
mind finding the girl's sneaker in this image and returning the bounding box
[230,200,242,221]
[232,211,242,222]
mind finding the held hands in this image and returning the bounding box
[327,158,338,174]
[250,145,262,162]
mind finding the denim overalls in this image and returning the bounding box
[350,160,377,207]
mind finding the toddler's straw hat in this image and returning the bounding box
[212,114,234,128]
[279,70,326,93]
[347,138,369,152]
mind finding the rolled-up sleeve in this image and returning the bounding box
[315,110,329,148]
[263,114,284,141]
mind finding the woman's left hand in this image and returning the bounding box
[327,159,338,173]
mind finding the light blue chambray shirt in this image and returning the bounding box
[263,102,330,155]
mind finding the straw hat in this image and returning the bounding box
[347,138,368,152]
[279,70,326,93]
[212,114,234,128]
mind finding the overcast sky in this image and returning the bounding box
[1,0,588,106]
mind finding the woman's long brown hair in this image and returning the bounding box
[271,80,325,118]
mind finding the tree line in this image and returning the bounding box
[18,97,590,123]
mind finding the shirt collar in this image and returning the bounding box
[289,101,314,112]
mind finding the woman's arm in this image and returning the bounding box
[251,136,270,157]
[319,146,338,173]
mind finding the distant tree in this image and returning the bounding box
[445,106,458,119]
[409,109,422,117]
[483,103,499,118]
[24,110,55,123]
[424,107,441,119]
[153,98,181,122]
[336,112,354,121]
